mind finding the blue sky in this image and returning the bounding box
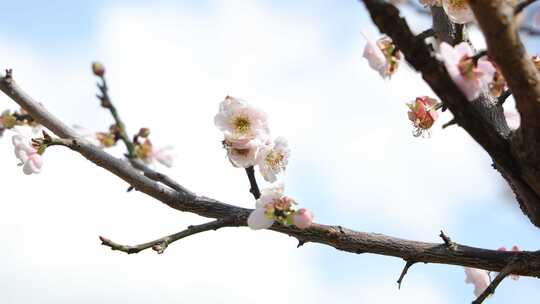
[0,1,539,303]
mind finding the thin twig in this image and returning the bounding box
[439,230,457,251]
[497,90,512,106]
[100,217,238,254]
[397,260,417,289]
[471,50,488,64]
[442,118,457,129]
[245,166,261,199]
[515,0,538,15]
[472,260,522,303]
[95,74,136,158]
[416,28,435,40]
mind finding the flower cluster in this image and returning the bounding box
[440,42,496,101]
[247,184,313,230]
[214,96,312,230]
[362,33,401,79]
[215,96,290,182]
[407,96,440,137]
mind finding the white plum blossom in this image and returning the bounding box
[214,96,269,140]
[442,0,474,24]
[12,132,43,175]
[223,135,261,168]
[464,267,490,297]
[248,184,285,230]
[440,42,495,101]
[257,136,290,182]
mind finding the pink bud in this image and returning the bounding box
[293,208,314,229]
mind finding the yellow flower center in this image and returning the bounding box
[265,150,285,170]
[233,116,250,134]
[449,0,467,9]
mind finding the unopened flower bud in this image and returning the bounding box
[92,62,106,77]
[293,208,314,229]
[138,127,151,138]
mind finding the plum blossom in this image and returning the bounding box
[362,32,401,79]
[256,136,290,182]
[440,42,496,101]
[442,0,474,24]
[293,208,314,229]
[214,96,269,140]
[407,96,439,137]
[11,130,43,175]
[420,0,441,6]
[464,267,490,297]
[135,138,176,167]
[222,135,260,168]
[248,184,313,230]
[497,246,521,280]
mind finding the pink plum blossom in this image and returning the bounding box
[256,136,290,182]
[293,208,314,229]
[407,96,439,137]
[464,267,490,297]
[440,42,496,101]
[151,146,175,168]
[362,32,400,79]
[12,133,43,175]
[442,0,474,24]
[214,96,269,141]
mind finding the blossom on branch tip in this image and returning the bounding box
[440,42,495,101]
[442,0,474,24]
[257,136,290,182]
[12,132,43,175]
[464,267,490,297]
[361,33,400,79]
[407,96,439,137]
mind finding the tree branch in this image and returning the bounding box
[2,70,540,277]
[100,216,240,254]
[468,0,540,228]
[360,0,540,228]
[396,260,417,289]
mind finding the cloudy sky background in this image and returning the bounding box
[0,0,539,303]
